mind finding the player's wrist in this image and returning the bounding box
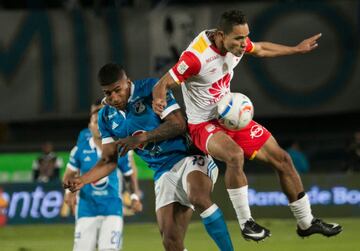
[130,193,140,201]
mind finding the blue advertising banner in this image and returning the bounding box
[0,182,73,225]
[0,180,157,225]
[0,174,358,225]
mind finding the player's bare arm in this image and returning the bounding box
[124,174,143,213]
[62,168,78,211]
[250,33,322,57]
[62,166,78,188]
[117,109,186,156]
[67,143,118,192]
[152,72,178,115]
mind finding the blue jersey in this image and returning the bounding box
[98,78,188,181]
[68,136,133,218]
[76,128,91,145]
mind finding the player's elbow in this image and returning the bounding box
[252,50,267,57]
[174,118,187,134]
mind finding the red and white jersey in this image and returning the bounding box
[169,30,254,124]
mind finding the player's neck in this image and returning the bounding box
[212,31,227,55]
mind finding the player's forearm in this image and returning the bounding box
[81,158,117,184]
[153,73,178,99]
[63,168,78,184]
[153,80,169,101]
[254,42,299,57]
[124,174,139,195]
[143,118,186,143]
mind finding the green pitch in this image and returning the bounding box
[0,218,357,251]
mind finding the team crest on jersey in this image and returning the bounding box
[250,124,264,139]
[177,60,189,75]
[133,99,146,114]
[222,63,228,74]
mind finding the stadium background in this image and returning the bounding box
[0,0,359,250]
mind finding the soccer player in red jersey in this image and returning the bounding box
[153,10,342,240]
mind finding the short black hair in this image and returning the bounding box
[98,63,126,86]
[217,10,247,34]
[93,98,102,106]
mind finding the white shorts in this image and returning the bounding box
[74,215,123,251]
[154,155,218,211]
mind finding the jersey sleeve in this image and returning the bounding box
[169,51,201,84]
[117,153,134,177]
[245,37,255,53]
[160,90,181,119]
[98,106,128,145]
[67,146,80,171]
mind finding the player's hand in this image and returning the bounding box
[64,191,77,214]
[131,199,143,213]
[116,133,147,156]
[296,33,322,53]
[152,98,167,116]
[66,177,85,193]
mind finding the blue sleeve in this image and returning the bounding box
[117,153,133,176]
[67,145,80,171]
[98,106,128,143]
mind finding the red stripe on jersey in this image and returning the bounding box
[245,37,255,53]
[171,51,201,83]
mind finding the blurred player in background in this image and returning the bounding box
[32,141,63,183]
[63,101,142,251]
[65,63,235,251]
[152,9,342,240]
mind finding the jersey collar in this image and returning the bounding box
[128,82,135,102]
[205,29,227,56]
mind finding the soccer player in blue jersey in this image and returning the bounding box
[63,102,142,251]
[65,63,234,251]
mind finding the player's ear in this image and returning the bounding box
[217,30,225,39]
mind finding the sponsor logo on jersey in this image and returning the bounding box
[132,130,147,149]
[250,124,264,139]
[82,149,95,154]
[91,176,109,191]
[206,55,219,63]
[177,60,189,75]
[209,73,231,104]
[133,99,146,114]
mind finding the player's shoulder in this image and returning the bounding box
[133,78,159,90]
[132,78,159,97]
[77,128,91,144]
[74,136,90,153]
[187,30,213,56]
[98,105,126,124]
